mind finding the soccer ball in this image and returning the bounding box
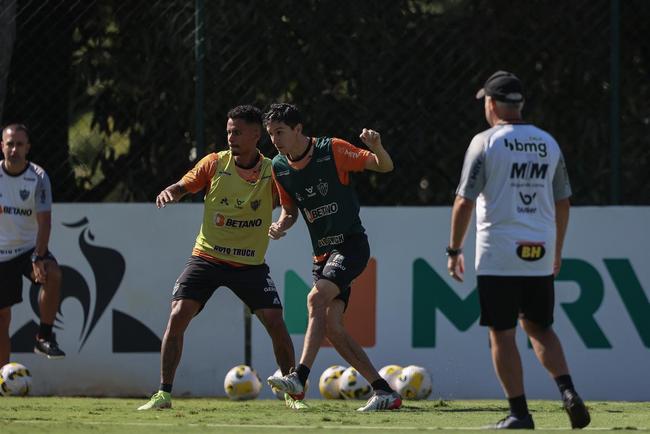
[394,365,432,400]
[223,365,261,401]
[0,362,32,396]
[318,365,346,399]
[378,364,403,390]
[338,367,372,400]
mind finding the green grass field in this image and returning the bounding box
[0,397,647,433]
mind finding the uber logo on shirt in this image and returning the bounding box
[519,192,536,205]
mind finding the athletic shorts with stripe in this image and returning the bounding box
[312,233,370,310]
[172,255,282,313]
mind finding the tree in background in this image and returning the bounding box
[2,0,648,204]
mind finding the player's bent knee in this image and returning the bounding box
[168,300,199,328]
[307,289,326,310]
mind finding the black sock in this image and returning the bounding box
[371,378,392,394]
[296,364,310,387]
[160,383,172,393]
[38,323,53,340]
[555,374,575,394]
[508,394,529,418]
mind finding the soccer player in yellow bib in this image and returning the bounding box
[138,105,304,410]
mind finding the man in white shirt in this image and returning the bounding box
[447,71,589,429]
[0,124,65,367]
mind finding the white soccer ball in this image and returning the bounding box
[394,365,432,400]
[338,367,372,400]
[223,365,261,401]
[318,365,346,399]
[0,362,32,396]
[378,364,403,390]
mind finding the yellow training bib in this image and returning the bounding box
[193,151,273,265]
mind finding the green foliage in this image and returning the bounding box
[3,0,650,203]
[68,112,130,194]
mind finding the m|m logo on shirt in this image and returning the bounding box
[510,162,548,180]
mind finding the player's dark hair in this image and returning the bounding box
[227,105,263,128]
[263,103,303,129]
[1,123,30,141]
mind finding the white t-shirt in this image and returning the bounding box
[456,123,572,276]
[0,161,52,261]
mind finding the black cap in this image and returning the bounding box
[476,70,524,103]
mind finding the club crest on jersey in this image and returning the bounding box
[19,189,30,201]
[317,180,328,196]
[250,199,261,211]
[516,242,546,261]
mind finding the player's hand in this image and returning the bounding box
[359,128,382,150]
[32,261,47,284]
[156,188,179,208]
[268,215,293,240]
[447,254,465,282]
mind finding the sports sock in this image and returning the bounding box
[371,378,393,394]
[296,364,310,387]
[37,323,53,340]
[554,374,575,394]
[160,383,172,393]
[508,394,529,418]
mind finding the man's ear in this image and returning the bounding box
[295,123,303,134]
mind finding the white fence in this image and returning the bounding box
[8,205,650,400]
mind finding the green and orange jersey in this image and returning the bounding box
[181,150,276,266]
[274,138,371,206]
[272,137,372,258]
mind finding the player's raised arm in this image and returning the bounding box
[359,128,394,173]
[155,182,188,208]
[156,153,217,208]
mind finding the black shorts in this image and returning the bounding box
[172,255,282,313]
[312,233,370,310]
[478,275,555,331]
[0,248,56,309]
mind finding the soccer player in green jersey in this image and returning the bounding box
[264,103,401,411]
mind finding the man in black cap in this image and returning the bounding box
[446,71,590,429]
